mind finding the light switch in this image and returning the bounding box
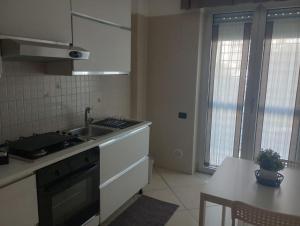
[178,112,187,119]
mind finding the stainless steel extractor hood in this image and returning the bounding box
[0,39,90,62]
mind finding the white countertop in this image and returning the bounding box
[0,121,152,188]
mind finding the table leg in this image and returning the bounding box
[221,205,226,226]
[199,193,206,226]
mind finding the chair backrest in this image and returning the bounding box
[231,201,300,226]
[281,160,300,168]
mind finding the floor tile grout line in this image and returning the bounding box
[143,169,170,193]
[155,168,191,211]
[155,168,213,209]
[188,209,199,221]
[145,170,186,210]
[155,168,212,188]
[151,168,232,225]
[154,167,224,224]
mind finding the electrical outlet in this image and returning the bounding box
[173,149,183,159]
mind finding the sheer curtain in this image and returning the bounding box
[208,20,249,166]
[259,17,300,160]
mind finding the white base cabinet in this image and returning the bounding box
[99,126,150,223]
[100,127,149,184]
[0,175,39,226]
[100,157,149,223]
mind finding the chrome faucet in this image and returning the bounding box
[85,107,93,127]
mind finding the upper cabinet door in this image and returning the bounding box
[71,0,131,28]
[0,0,72,43]
[72,16,131,73]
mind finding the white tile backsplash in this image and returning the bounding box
[0,62,131,143]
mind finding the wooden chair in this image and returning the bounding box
[281,160,300,168]
[231,201,300,226]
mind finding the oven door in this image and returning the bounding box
[38,163,100,226]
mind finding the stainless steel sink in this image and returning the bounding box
[68,126,113,139]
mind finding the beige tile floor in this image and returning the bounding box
[144,167,232,226]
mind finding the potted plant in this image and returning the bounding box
[256,149,284,181]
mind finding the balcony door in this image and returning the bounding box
[201,7,300,169]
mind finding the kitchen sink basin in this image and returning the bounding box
[68,126,113,139]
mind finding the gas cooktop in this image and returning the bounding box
[7,132,84,160]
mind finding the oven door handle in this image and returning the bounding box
[45,163,99,194]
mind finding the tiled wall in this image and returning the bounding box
[0,62,131,143]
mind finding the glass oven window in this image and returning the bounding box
[52,179,90,225]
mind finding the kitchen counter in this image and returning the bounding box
[0,121,152,188]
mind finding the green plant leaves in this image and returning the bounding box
[256,149,284,171]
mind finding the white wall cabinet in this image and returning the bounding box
[0,175,39,226]
[72,15,131,74]
[0,0,72,43]
[71,0,131,28]
[100,127,150,223]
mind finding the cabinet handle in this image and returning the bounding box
[100,126,148,148]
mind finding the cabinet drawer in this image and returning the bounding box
[100,127,149,184]
[100,157,149,223]
[71,0,131,28]
[72,15,131,74]
[0,175,39,226]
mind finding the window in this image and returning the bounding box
[206,13,252,166]
[257,11,300,160]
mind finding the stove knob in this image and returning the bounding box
[56,131,60,134]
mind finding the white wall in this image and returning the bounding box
[132,0,190,17]
[148,0,185,16]
[131,0,202,173]
[132,0,149,16]
[131,13,149,120]
[146,12,201,174]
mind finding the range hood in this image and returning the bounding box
[0,39,90,62]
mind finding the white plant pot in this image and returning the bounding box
[260,169,277,180]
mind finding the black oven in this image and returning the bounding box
[37,147,100,226]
